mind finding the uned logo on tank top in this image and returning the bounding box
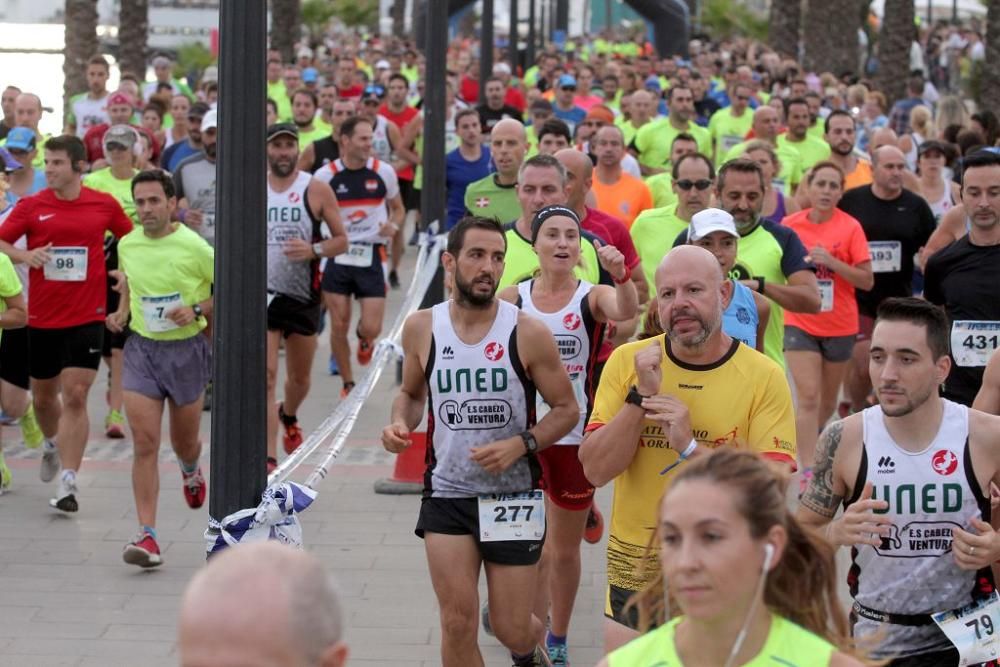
[484,342,505,362]
[931,450,959,476]
[563,313,581,330]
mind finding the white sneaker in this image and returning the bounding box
[39,442,61,483]
[49,474,78,513]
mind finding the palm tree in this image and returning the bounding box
[769,0,802,59]
[118,0,150,81]
[982,0,1000,112]
[391,0,406,37]
[271,0,302,64]
[803,0,860,77]
[875,0,914,105]
[63,0,100,115]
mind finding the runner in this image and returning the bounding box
[445,108,491,231]
[644,133,699,210]
[776,97,832,171]
[314,116,403,398]
[379,73,421,288]
[742,140,801,224]
[707,82,754,165]
[799,297,1000,665]
[0,246,26,495]
[600,448,866,667]
[297,97,356,174]
[65,55,110,139]
[174,108,218,246]
[265,123,347,469]
[498,205,637,666]
[915,140,961,223]
[0,135,134,512]
[579,244,796,652]
[160,101,208,173]
[104,169,213,567]
[590,125,652,229]
[633,86,711,176]
[382,215,578,667]
[781,162,873,480]
[464,118,525,225]
[924,149,1000,407]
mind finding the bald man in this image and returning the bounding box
[579,244,796,653]
[837,144,937,413]
[178,543,349,667]
[7,93,49,169]
[464,118,526,224]
[723,106,805,195]
[869,126,921,192]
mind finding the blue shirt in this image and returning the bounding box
[723,280,759,349]
[161,140,199,173]
[553,105,587,135]
[446,146,492,231]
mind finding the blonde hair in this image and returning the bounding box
[935,96,969,135]
[909,105,935,139]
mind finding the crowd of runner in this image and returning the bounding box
[1,18,1000,667]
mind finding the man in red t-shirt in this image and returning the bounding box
[0,135,133,513]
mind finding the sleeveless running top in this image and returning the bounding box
[516,279,604,445]
[313,157,399,245]
[847,400,994,658]
[763,190,788,225]
[308,136,340,174]
[424,300,541,498]
[266,171,322,303]
[927,175,956,224]
[607,613,835,666]
[904,131,925,171]
[372,115,393,163]
[723,280,759,349]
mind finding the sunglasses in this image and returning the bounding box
[675,179,713,191]
[561,86,576,91]
[736,95,750,101]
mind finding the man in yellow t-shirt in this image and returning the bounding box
[632,86,711,176]
[0,250,26,495]
[707,83,754,165]
[579,245,795,651]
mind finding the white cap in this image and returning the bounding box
[493,62,512,75]
[201,108,218,132]
[375,59,390,69]
[202,65,219,83]
[687,208,738,242]
[297,46,314,59]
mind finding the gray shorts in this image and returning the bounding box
[784,325,855,363]
[123,333,212,406]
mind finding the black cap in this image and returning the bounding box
[188,101,211,118]
[918,140,949,157]
[267,122,299,142]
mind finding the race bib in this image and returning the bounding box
[951,321,1000,367]
[140,292,183,333]
[869,241,902,273]
[932,592,1000,666]
[818,279,834,312]
[478,491,545,542]
[721,134,743,153]
[44,247,87,281]
[334,243,373,267]
[536,372,587,422]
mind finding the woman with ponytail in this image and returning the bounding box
[598,448,869,667]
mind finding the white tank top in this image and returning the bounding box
[849,400,992,658]
[425,300,539,498]
[266,171,320,302]
[372,115,393,162]
[927,174,955,224]
[517,279,602,445]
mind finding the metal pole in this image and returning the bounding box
[540,0,547,48]
[952,0,957,23]
[509,0,519,74]
[527,0,536,67]
[208,0,268,540]
[555,0,568,34]
[419,0,448,308]
[605,0,612,32]
[479,0,494,105]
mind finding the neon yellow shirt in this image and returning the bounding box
[0,254,22,344]
[268,81,292,122]
[708,107,753,165]
[118,224,214,341]
[629,204,688,299]
[634,119,711,171]
[776,133,832,171]
[83,167,139,225]
[499,224,601,289]
[464,175,521,226]
[645,172,678,210]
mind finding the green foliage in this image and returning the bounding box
[700,0,769,41]
[331,0,380,29]
[174,42,215,78]
[302,0,337,40]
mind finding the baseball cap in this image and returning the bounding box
[201,108,218,132]
[188,101,210,119]
[375,59,390,70]
[644,75,662,91]
[687,208,738,242]
[107,91,134,108]
[919,140,949,157]
[529,99,553,114]
[152,55,173,68]
[103,124,138,149]
[267,122,298,142]
[0,147,22,172]
[297,46,314,60]
[558,74,577,89]
[4,126,36,152]
[302,67,319,83]
[202,65,219,83]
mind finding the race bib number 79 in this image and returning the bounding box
[932,591,1000,666]
[478,491,545,542]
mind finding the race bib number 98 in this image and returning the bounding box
[932,591,1000,666]
[44,247,87,281]
[478,491,545,542]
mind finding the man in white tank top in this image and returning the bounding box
[799,297,1000,665]
[382,216,578,667]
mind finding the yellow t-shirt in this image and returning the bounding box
[118,224,215,341]
[586,335,796,591]
[629,204,688,300]
[0,254,22,344]
[83,167,139,225]
[634,119,711,171]
[776,133,832,171]
[644,172,678,209]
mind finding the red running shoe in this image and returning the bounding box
[123,531,162,568]
[181,466,206,509]
[357,337,374,366]
[584,506,604,544]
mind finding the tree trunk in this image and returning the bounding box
[63,0,99,115]
[803,0,860,76]
[769,0,802,60]
[875,0,914,105]
[982,0,1000,113]
[391,0,406,38]
[118,0,149,80]
[271,0,301,63]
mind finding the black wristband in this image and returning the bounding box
[755,276,765,294]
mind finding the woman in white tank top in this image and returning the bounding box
[497,205,637,663]
[915,141,960,224]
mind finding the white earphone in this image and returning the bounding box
[762,543,775,572]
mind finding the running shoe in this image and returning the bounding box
[266,457,278,475]
[389,269,400,289]
[279,403,304,454]
[357,335,374,366]
[39,442,60,483]
[122,531,163,568]
[328,355,340,375]
[0,409,17,426]
[546,644,568,667]
[50,474,78,513]
[340,382,355,399]
[105,409,126,439]
[181,465,206,509]
[20,403,43,449]
[584,506,604,544]
[521,647,552,667]
[0,450,11,495]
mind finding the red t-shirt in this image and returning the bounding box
[504,87,526,113]
[379,104,419,181]
[0,187,134,329]
[783,208,871,337]
[337,84,364,100]
[459,75,480,105]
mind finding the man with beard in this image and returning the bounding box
[799,297,1000,666]
[174,108,218,246]
[775,98,831,171]
[382,215,577,667]
[161,102,207,172]
[289,89,327,148]
[298,98,356,174]
[264,124,347,469]
[579,244,796,653]
[795,110,873,209]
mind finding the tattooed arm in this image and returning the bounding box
[798,421,848,521]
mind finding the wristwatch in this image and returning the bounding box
[520,430,539,454]
[192,304,203,318]
[626,385,648,408]
[312,242,324,258]
[754,276,766,294]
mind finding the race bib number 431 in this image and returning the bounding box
[478,491,545,542]
[951,321,1000,367]
[932,591,1000,666]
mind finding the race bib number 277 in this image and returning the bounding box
[477,491,545,542]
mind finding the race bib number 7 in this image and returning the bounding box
[478,491,545,542]
[932,591,1000,666]
[141,293,183,333]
